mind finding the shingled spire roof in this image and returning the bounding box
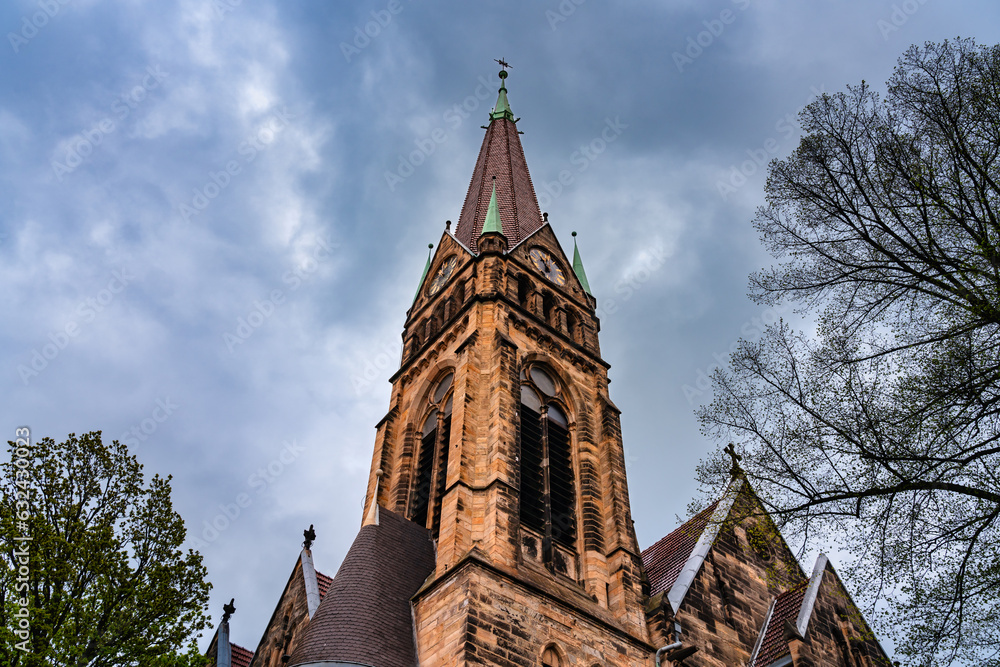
[287,507,436,667]
[454,67,544,253]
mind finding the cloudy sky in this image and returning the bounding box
[3,0,999,653]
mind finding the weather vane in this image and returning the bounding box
[495,58,512,71]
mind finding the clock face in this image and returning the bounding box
[528,248,567,286]
[427,255,458,296]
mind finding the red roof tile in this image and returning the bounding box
[230,643,254,667]
[454,113,544,253]
[641,502,718,596]
[753,584,808,667]
[316,570,333,599]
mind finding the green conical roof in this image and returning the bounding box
[490,71,514,121]
[413,243,433,302]
[572,232,592,295]
[480,182,504,236]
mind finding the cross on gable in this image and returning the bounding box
[724,443,744,478]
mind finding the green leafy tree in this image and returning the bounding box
[697,39,1000,666]
[0,431,211,666]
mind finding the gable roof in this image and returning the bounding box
[641,479,745,613]
[241,550,335,667]
[642,501,718,597]
[316,570,333,599]
[750,583,808,667]
[749,554,829,667]
[231,643,254,667]
[288,507,436,667]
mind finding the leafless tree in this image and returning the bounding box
[697,39,1000,666]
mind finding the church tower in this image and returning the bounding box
[358,66,654,664]
[261,65,893,667]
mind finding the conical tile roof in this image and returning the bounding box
[287,508,436,667]
[454,70,544,253]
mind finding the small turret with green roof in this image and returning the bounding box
[481,180,503,236]
[413,243,433,303]
[478,178,508,253]
[572,231,592,295]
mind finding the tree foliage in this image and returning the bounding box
[0,431,211,666]
[697,39,1000,666]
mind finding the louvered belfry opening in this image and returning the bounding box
[519,397,546,534]
[409,372,454,538]
[546,408,575,548]
[519,364,577,567]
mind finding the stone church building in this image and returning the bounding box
[206,67,892,667]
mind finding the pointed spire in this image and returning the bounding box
[413,244,433,303]
[571,231,592,295]
[490,70,515,121]
[481,179,504,236]
[455,64,543,252]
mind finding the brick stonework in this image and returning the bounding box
[413,554,653,666]
[360,221,653,661]
[665,491,807,666]
[247,555,313,667]
[783,565,889,667]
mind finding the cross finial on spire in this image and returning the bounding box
[303,524,316,550]
[490,60,515,121]
[222,598,236,624]
[495,58,511,71]
[724,443,744,479]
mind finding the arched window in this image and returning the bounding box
[518,275,531,307]
[410,372,454,537]
[519,364,577,564]
[542,292,554,325]
[541,645,562,667]
[565,309,576,341]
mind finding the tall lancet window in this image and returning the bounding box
[519,364,577,570]
[410,372,454,538]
